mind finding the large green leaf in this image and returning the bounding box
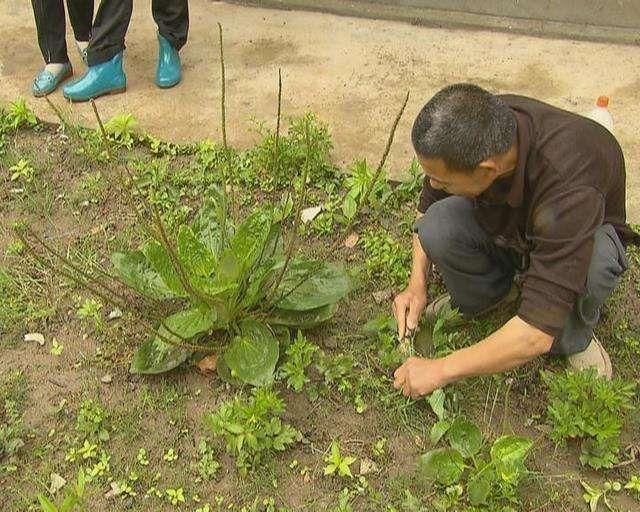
[111,251,175,299]
[468,463,494,505]
[490,435,533,484]
[266,303,338,328]
[223,319,279,386]
[447,416,483,458]
[142,240,187,297]
[275,260,350,311]
[191,197,225,254]
[130,307,216,374]
[229,211,273,271]
[178,225,216,277]
[418,448,465,486]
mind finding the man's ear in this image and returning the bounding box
[477,158,499,178]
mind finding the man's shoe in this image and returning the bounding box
[62,52,126,102]
[424,283,520,325]
[567,335,613,380]
[32,63,73,97]
[155,33,181,88]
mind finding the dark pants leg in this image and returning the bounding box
[415,196,628,355]
[152,0,189,50]
[31,0,68,64]
[66,0,94,42]
[551,224,628,354]
[86,0,133,66]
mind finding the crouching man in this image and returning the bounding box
[392,84,638,398]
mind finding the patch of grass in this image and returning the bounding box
[0,266,54,346]
[0,370,28,476]
[361,228,411,287]
[542,368,636,469]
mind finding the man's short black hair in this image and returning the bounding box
[411,83,517,171]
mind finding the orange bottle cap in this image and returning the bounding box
[596,95,609,107]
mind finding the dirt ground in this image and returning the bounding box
[1,0,639,221]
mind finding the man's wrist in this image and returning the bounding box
[408,269,428,289]
[439,355,460,386]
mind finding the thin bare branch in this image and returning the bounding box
[332,91,410,250]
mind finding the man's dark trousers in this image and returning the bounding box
[31,0,94,64]
[87,0,189,66]
[415,196,628,355]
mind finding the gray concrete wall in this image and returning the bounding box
[228,0,640,44]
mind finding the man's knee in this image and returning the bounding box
[415,197,475,262]
[585,225,628,299]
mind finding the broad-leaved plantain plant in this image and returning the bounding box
[110,189,350,382]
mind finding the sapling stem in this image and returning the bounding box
[216,22,237,241]
[89,100,157,239]
[19,228,214,352]
[148,204,214,309]
[22,226,134,309]
[275,68,282,163]
[267,123,312,299]
[331,91,410,251]
[269,69,285,261]
[16,228,130,313]
[217,22,227,149]
[44,97,93,160]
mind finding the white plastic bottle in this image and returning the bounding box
[587,95,614,133]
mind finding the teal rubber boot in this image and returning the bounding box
[62,52,126,102]
[32,63,73,97]
[155,33,181,88]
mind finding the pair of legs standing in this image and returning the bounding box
[84,0,188,66]
[30,0,93,96]
[31,0,188,98]
[415,196,627,367]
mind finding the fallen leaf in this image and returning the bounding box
[108,308,123,320]
[372,290,393,304]
[105,481,121,499]
[344,232,360,248]
[359,457,378,475]
[300,205,322,224]
[101,374,113,384]
[49,473,66,495]
[196,354,218,375]
[24,332,45,346]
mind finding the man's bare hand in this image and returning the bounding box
[392,285,427,340]
[393,356,447,399]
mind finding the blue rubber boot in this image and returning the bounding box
[32,63,73,97]
[62,52,126,102]
[155,33,181,88]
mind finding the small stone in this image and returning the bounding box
[359,457,378,475]
[24,332,45,346]
[108,308,123,320]
[100,374,113,384]
[373,289,393,304]
[300,205,322,224]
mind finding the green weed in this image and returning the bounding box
[420,417,533,508]
[5,98,38,131]
[323,440,357,478]
[277,331,319,391]
[361,229,410,287]
[542,368,636,469]
[204,388,300,474]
